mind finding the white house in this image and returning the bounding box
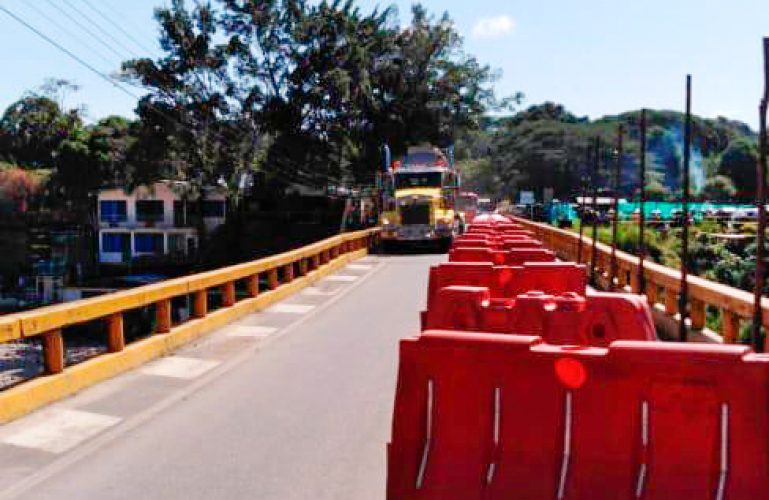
[97,181,227,264]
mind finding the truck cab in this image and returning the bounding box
[379,146,460,249]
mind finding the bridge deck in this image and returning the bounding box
[0,254,441,500]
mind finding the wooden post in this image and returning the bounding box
[107,313,125,352]
[42,329,64,374]
[665,288,678,316]
[246,274,259,298]
[752,38,769,351]
[267,268,279,290]
[609,124,623,291]
[722,309,740,343]
[284,263,294,283]
[299,258,308,276]
[646,282,658,307]
[678,75,692,342]
[690,299,706,330]
[638,109,648,294]
[155,299,172,333]
[312,254,321,270]
[222,281,236,307]
[193,289,208,318]
[630,268,641,294]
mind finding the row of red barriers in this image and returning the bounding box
[388,332,769,498]
[388,214,769,498]
[429,217,656,345]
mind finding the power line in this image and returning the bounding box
[21,1,116,69]
[0,4,139,101]
[0,4,350,189]
[78,0,157,56]
[61,0,140,59]
[41,0,126,64]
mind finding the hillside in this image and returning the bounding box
[457,102,758,202]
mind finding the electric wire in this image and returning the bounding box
[62,0,140,59]
[21,1,116,68]
[42,0,127,64]
[1,4,367,190]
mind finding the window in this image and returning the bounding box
[101,233,129,253]
[394,172,443,189]
[100,200,127,223]
[202,200,225,218]
[134,233,164,253]
[173,200,187,227]
[136,200,165,222]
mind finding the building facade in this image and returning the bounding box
[97,182,226,264]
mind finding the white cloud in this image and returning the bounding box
[471,15,515,39]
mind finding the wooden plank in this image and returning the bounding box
[0,316,22,343]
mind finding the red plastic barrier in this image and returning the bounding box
[388,332,769,499]
[448,247,505,264]
[502,248,556,265]
[448,247,555,265]
[451,238,542,251]
[422,287,655,345]
[426,262,586,310]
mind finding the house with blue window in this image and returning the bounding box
[97,181,227,264]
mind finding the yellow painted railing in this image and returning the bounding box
[511,216,768,345]
[0,228,380,376]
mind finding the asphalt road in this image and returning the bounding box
[0,253,442,500]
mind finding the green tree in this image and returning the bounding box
[719,137,758,200]
[0,96,82,167]
[701,174,737,200]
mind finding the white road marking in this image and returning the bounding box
[1,409,121,454]
[267,303,316,314]
[324,275,359,283]
[226,325,278,338]
[301,287,338,297]
[346,264,373,271]
[140,357,220,379]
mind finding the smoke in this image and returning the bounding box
[648,125,705,194]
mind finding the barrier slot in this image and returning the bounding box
[635,400,649,499]
[486,386,501,485]
[716,403,729,500]
[557,391,573,500]
[415,379,434,490]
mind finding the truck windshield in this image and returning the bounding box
[395,172,443,189]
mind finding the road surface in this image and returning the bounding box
[0,253,443,500]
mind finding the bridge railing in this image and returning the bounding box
[510,216,768,343]
[0,228,379,377]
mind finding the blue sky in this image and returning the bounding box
[1,0,767,128]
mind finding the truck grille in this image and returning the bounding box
[400,203,431,225]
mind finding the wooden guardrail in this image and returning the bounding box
[0,228,379,376]
[510,216,768,345]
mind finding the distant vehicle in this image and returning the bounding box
[455,192,479,229]
[378,145,461,249]
[478,197,494,213]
